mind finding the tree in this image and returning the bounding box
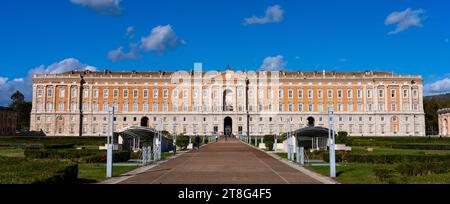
[9,91,32,132]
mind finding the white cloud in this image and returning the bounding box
[0,58,97,106]
[244,5,284,26]
[70,0,122,16]
[28,58,97,76]
[259,55,287,71]
[424,78,450,95]
[140,25,186,54]
[385,8,425,35]
[125,26,135,39]
[0,77,8,85]
[108,43,140,62]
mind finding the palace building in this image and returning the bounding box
[30,65,426,137]
[438,108,450,137]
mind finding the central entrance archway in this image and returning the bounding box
[224,117,233,136]
[307,117,315,127]
[141,117,149,127]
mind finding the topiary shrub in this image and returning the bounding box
[176,135,190,150]
[373,166,395,182]
[264,135,275,151]
[336,131,350,145]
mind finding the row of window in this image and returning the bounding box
[38,101,421,113]
[37,86,421,100]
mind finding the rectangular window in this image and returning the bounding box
[288,89,293,99]
[183,89,188,99]
[391,89,396,98]
[59,102,64,111]
[143,89,148,99]
[413,90,418,98]
[379,89,384,98]
[318,89,323,99]
[173,103,178,112]
[153,89,158,99]
[298,89,303,98]
[123,89,129,98]
[279,89,283,99]
[83,103,88,112]
[278,103,283,112]
[368,103,373,111]
[164,89,169,98]
[83,88,89,98]
[367,89,372,98]
[348,103,353,112]
[134,89,139,98]
[403,89,408,98]
[93,103,98,112]
[357,89,362,98]
[103,103,108,112]
[298,103,303,112]
[347,89,353,98]
[38,89,43,97]
[153,103,158,112]
[338,103,343,112]
[308,104,313,112]
[93,89,98,98]
[288,103,293,112]
[71,87,77,97]
[308,89,313,99]
[103,89,109,98]
[391,103,397,112]
[318,103,323,112]
[379,103,385,111]
[133,102,138,112]
[59,89,65,98]
[164,103,169,112]
[123,103,128,112]
[328,89,333,98]
[47,87,53,97]
[113,89,119,98]
[337,89,343,98]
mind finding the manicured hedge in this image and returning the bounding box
[0,136,106,147]
[396,162,450,176]
[24,149,131,163]
[323,152,450,164]
[0,157,78,184]
[389,143,450,150]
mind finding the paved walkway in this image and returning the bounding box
[119,139,322,184]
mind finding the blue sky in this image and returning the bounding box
[0,0,450,105]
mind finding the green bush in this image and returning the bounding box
[336,131,350,145]
[176,135,190,150]
[396,162,450,176]
[0,136,106,147]
[264,135,275,151]
[24,149,130,163]
[0,157,78,184]
[323,152,450,164]
[373,166,395,182]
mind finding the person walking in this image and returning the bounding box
[195,135,201,150]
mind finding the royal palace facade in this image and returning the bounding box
[30,67,426,137]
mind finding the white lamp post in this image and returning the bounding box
[106,106,115,178]
[328,107,336,178]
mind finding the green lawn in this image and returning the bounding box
[306,163,387,184]
[78,163,139,183]
[0,147,25,158]
[351,146,450,155]
[307,163,450,184]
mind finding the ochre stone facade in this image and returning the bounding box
[30,69,426,137]
[438,108,450,137]
[0,107,17,136]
